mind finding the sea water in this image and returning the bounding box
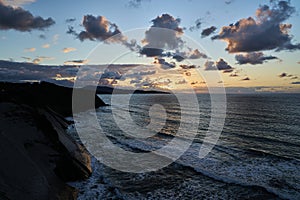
[68,93,300,199]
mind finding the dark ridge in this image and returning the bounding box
[1,81,108,117]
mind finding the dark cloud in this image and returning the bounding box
[278,72,287,78]
[235,52,278,65]
[123,39,141,52]
[201,26,217,38]
[278,72,298,79]
[223,69,234,73]
[179,64,197,69]
[241,77,250,81]
[39,34,46,39]
[78,15,124,42]
[64,59,88,65]
[66,25,76,35]
[153,58,176,69]
[65,18,76,23]
[67,15,141,52]
[140,14,184,57]
[0,1,55,31]
[140,48,163,57]
[67,15,125,43]
[171,49,208,61]
[128,0,150,8]
[291,82,300,85]
[229,72,239,77]
[225,0,234,5]
[212,0,300,53]
[189,18,202,31]
[204,58,233,71]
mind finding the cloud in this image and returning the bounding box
[235,52,278,65]
[201,26,217,38]
[223,69,234,73]
[39,34,46,39]
[179,64,197,69]
[62,47,77,53]
[241,77,250,81]
[42,44,50,48]
[64,59,88,65]
[67,15,140,52]
[187,49,208,59]
[229,72,239,77]
[101,71,122,80]
[65,18,76,23]
[21,56,31,61]
[126,70,156,78]
[128,0,150,8]
[24,47,36,52]
[189,18,202,31]
[140,48,163,57]
[278,72,287,78]
[66,26,76,35]
[140,14,207,63]
[225,0,234,5]
[171,49,208,61]
[291,81,300,84]
[52,34,59,44]
[153,58,176,69]
[212,0,300,53]
[0,0,55,31]
[140,13,184,57]
[1,0,35,7]
[0,60,79,86]
[278,72,298,79]
[204,58,233,71]
[175,79,188,85]
[32,56,54,64]
[68,15,125,44]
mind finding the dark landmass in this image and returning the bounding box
[1,81,108,116]
[0,82,107,199]
[84,85,169,94]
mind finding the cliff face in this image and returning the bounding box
[0,82,106,200]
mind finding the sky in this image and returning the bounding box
[0,0,300,92]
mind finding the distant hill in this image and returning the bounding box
[83,85,169,94]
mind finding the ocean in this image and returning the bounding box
[68,93,300,199]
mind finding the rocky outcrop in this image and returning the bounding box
[0,82,106,199]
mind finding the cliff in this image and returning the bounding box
[0,82,107,199]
